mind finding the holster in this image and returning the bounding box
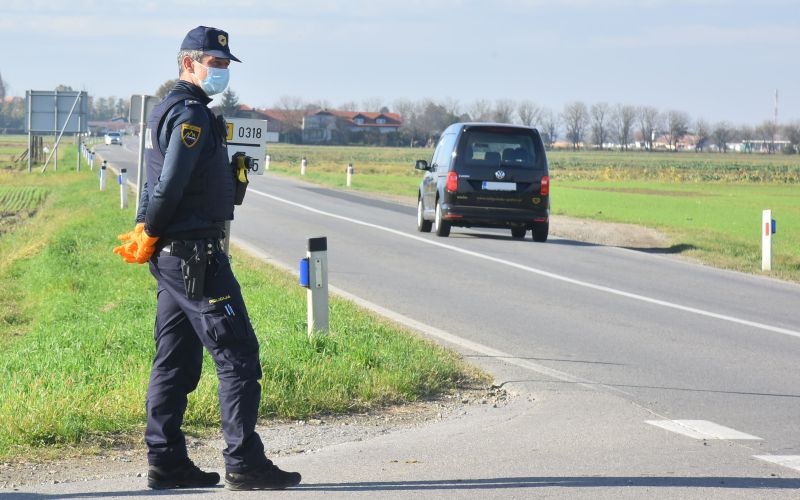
[167,241,207,300]
[231,152,251,205]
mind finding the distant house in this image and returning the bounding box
[302,110,402,144]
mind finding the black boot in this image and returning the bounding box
[147,459,220,489]
[225,463,302,490]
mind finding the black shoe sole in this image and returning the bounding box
[148,481,220,490]
[225,478,301,491]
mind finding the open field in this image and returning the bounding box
[264,144,800,281]
[0,155,481,458]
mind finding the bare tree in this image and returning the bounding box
[442,97,461,118]
[756,120,779,153]
[712,121,733,152]
[336,100,358,111]
[394,98,426,147]
[783,122,800,154]
[469,99,493,122]
[517,100,543,128]
[666,110,690,150]
[492,99,516,123]
[361,97,384,112]
[590,102,611,149]
[695,118,711,151]
[561,101,589,150]
[0,71,6,100]
[540,110,559,148]
[275,95,307,143]
[612,104,637,151]
[637,106,661,150]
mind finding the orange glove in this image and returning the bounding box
[133,231,160,264]
[113,223,160,264]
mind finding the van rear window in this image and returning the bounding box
[460,131,540,169]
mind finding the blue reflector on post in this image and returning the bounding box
[299,258,309,287]
[772,219,777,234]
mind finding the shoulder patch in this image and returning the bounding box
[180,124,202,148]
[184,99,201,106]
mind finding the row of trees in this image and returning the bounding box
[2,72,799,152]
[255,93,800,153]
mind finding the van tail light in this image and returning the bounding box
[446,171,459,192]
[540,175,550,196]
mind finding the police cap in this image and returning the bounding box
[181,26,241,62]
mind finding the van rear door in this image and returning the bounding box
[452,127,547,209]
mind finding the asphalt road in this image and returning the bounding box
[17,143,799,498]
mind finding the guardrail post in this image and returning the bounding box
[299,237,329,336]
[119,168,128,208]
[346,163,354,187]
[99,161,107,191]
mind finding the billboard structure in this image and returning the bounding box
[25,90,89,173]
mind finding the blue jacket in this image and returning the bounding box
[135,81,234,239]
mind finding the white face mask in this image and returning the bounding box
[193,61,230,96]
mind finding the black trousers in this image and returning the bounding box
[145,247,269,473]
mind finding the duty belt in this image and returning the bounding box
[160,238,223,257]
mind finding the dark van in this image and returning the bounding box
[415,123,550,241]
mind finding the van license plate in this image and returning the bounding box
[482,182,516,191]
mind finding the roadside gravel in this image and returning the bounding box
[0,385,510,490]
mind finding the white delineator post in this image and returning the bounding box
[305,237,329,336]
[300,157,307,176]
[346,163,354,187]
[119,168,128,209]
[99,161,107,190]
[762,209,772,271]
[265,154,270,171]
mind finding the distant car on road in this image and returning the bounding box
[415,122,550,241]
[104,132,122,146]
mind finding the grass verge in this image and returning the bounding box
[0,146,484,459]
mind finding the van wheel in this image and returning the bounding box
[532,221,549,242]
[417,199,432,232]
[434,199,450,237]
[511,226,526,239]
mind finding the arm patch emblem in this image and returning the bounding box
[180,124,202,148]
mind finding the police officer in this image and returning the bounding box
[113,26,301,491]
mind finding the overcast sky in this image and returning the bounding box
[2,0,798,125]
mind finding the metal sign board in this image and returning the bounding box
[224,118,268,175]
[129,94,158,124]
[26,90,89,133]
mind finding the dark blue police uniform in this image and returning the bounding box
[135,80,269,474]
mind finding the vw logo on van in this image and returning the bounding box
[495,170,506,180]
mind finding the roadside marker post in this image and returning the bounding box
[89,151,95,171]
[299,237,329,336]
[99,161,107,191]
[265,154,270,171]
[346,163,354,187]
[119,168,128,209]
[301,157,307,176]
[762,209,776,271]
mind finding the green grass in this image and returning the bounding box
[553,181,800,278]
[0,150,483,458]
[0,186,49,213]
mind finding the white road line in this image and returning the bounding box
[645,420,762,440]
[247,188,800,340]
[754,455,800,472]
